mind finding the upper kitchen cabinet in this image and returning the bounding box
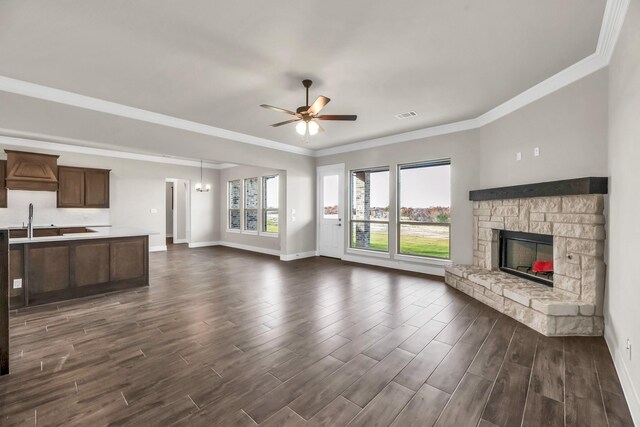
[4,150,59,191]
[84,169,110,207]
[58,166,110,208]
[0,160,7,208]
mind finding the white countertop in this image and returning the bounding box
[10,226,154,244]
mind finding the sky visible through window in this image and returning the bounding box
[400,165,450,208]
[264,176,279,208]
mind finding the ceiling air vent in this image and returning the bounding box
[395,111,418,120]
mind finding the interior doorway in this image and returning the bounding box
[165,178,190,248]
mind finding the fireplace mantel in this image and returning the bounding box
[469,177,608,201]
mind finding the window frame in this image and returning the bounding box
[261,175,279,235]
[227,179,242,232]
[348,166,391,253]
[243,177,259,234]
[396,159,452,260]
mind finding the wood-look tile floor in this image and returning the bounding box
[0,246,634,426]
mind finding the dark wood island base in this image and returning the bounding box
[9,235,149,308]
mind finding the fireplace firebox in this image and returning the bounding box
[499,230,553,287]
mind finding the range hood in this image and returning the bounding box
[5,150,59,191]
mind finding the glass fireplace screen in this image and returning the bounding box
[499,230,554,286]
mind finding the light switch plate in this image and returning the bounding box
[13,278,22,289]
[516,152,522,161]
[150,208,158,214]
[534,147,540,157]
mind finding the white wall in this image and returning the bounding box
[174,178,188,243]
[606,0,640,422]
[0,190,110,227]
[165,181,173,237]
[0,144,220,249]
[218,165,285,254]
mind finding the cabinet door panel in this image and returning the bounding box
[9,248,23,300]
[110,240,144,281]
[85,170,109,207]
[73,243,110,286]
[58,167,85,207]
[0,160,6,208]
[28,246,70,294]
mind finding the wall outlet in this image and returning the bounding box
[534,147,540,157]
[516,152,522,161]
[150,208,158,214]
[13,278,22,289]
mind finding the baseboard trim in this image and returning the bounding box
[173,238,188,244]
[217,241,280,257]
[280,251,318,261]
[188,241,220,248]
[149,245,167,252]
[341,254,446,277]
[604,325,640,425]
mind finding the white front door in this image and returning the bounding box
[317,164,345,258]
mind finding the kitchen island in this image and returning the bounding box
[9,227,150,308]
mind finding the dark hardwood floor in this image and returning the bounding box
[0,246,634,426]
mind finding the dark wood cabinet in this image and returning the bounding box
[9,235,148,308]
[0,160,6,208]
[58,167,85,207]
[84,169,110,207]
[58,166,110,208]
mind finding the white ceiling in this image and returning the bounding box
[0,0,607,150]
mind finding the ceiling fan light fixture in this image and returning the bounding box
[295,121,307,136]
[308,120,319,136]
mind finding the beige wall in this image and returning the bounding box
[478,70,609,187]
[0,143,220,249]
[218,165,285,253]
[606,0,640,421]
[316,68,609,269]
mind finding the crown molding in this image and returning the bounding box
[314,0,629,157]
[0,0,629,159]
[0,135,237,169]
[0,75,314,157]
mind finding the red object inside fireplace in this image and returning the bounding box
[532,260,554,273]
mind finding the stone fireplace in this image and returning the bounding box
[445,177,608,336]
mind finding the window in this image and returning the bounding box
[323,175,339,219]
[263,175,279,233]
[350,168,390,252]
[244,177,259,231]
[228,180,241,230]
[398,160,451,259]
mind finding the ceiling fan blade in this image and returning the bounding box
[260,104,297,116]
[316,114,357,121]
[307,96,331,115]
[316,122,325,133]
[270,118,301,127]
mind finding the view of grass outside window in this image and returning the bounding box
[350,168,389,252]
[262,175,279,233]
[398,160,451,259]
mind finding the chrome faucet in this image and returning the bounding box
[28,203,34,240]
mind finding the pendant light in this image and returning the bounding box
[195,160,211,192]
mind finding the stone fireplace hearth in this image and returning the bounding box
[445,178,607,336]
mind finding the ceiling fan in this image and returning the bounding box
[260,79,357,138]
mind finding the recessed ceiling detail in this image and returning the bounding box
[0,0,628,157]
